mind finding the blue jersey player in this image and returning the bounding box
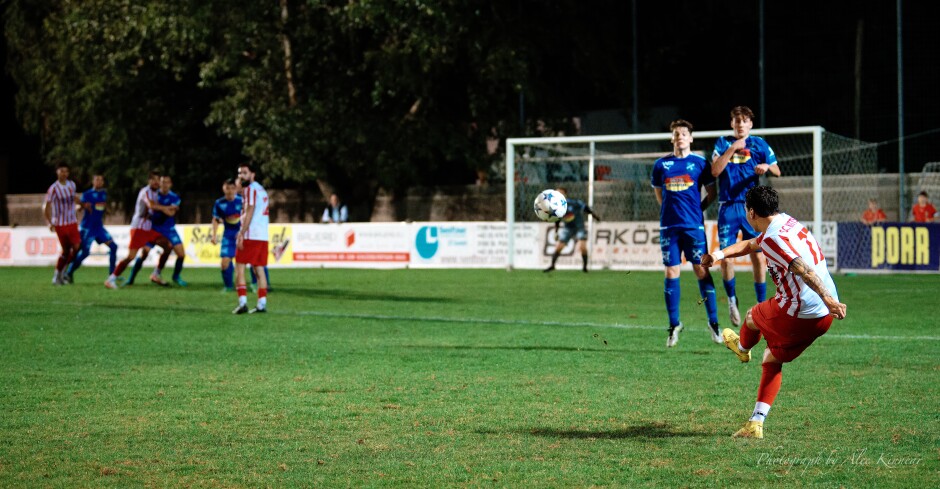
[212,179,243,291]
[544,187,601,273]
[711,106,780,327]
[66,174,118,280]
[651,120,720,348]
[149,175,187,286]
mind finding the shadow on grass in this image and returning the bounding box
[270,286,455,303]
[402,344,624,353]
[480,422,709,439]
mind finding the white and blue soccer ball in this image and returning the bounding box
[533,189,568,222]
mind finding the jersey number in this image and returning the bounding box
[797,228,823,264]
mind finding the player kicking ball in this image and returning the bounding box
[701,186,846,439]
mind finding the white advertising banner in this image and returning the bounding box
[0,220,836,270]
[541,220,839,271]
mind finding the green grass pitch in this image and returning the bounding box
[1,267,936,487]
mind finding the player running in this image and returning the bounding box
[651,119,720,347]
[66,174,118,281]
[544,187,601,273]
[105,171,161,289]
[711,106,780,327]
[43,162,81,285]
[232,164,270,314]
[701,186,846,439]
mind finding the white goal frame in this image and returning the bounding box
[504,126,825,269]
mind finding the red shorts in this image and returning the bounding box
[750,299,833,363]
[55,223,81,251]
[236,239,268,266]
[129,229,160,250]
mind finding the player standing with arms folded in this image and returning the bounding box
[66,174,118,281]
[701,186,846,439]
[651,120,721,347]
[711,106,780,327]
[233,164,269,314]
[43,162,81,285]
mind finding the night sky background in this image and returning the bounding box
[2,0,938,193]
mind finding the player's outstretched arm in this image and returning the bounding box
[585,206,601,223]
[788,257,847,319]
[701,239,757,268]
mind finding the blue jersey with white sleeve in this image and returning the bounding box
[213,195,243,237]
[711,135,777,202]
[80,188,108,229]
[651,153,714,230]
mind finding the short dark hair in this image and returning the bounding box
[745,185,779,218]
[670,119,693,133]
[55,161,69,170]
[238,163,254,173]
[555,186,568,196]
[149,171,161,179]
[919,191,929,198]
[224,178,237,186]
[730,106,755,121]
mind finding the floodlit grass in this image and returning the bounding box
[0,266,936,487]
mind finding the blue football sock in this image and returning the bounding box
[664,277,681,327]
[107,242,118,274]
[698,275,719,324]
[755,281,767,302]
[250,267,257,285]
[723,277,737,301]
[222,263,234,288]
[128,256,144,284]
[172,256,185,281]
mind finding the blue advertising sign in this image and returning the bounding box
[838,222,940,271]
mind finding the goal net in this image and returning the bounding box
[504,126,879,270]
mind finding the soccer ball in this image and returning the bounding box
[533,189,568,222]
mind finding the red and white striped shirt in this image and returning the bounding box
[242,181,269,241]
[44,180,78,226]
[757,213,839,318]
[130,185,158,231]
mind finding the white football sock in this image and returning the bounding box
[238,295,247,307]
[750,402,771,422]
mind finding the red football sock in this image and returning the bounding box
[739,324,762,350]
[258,288,267,299]
[757,362,783,405]
[237,285,247,298]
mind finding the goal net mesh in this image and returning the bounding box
[510,130,879,224]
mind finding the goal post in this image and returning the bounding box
[505,126,879,270]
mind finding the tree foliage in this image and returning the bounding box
[4,0,631,216]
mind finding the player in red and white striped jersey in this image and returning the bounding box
[105,171,162,289]
[702,186,847,440]
[43,162,81,285]
[232,163,270,314]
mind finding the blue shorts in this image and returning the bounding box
[220,234,237,258]
[660,227,708,267]
[80,226,113,248]
[558,226,587,244]
[718,202,759,249]
[154,226,182,247]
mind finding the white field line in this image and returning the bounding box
[36,300,940,341]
